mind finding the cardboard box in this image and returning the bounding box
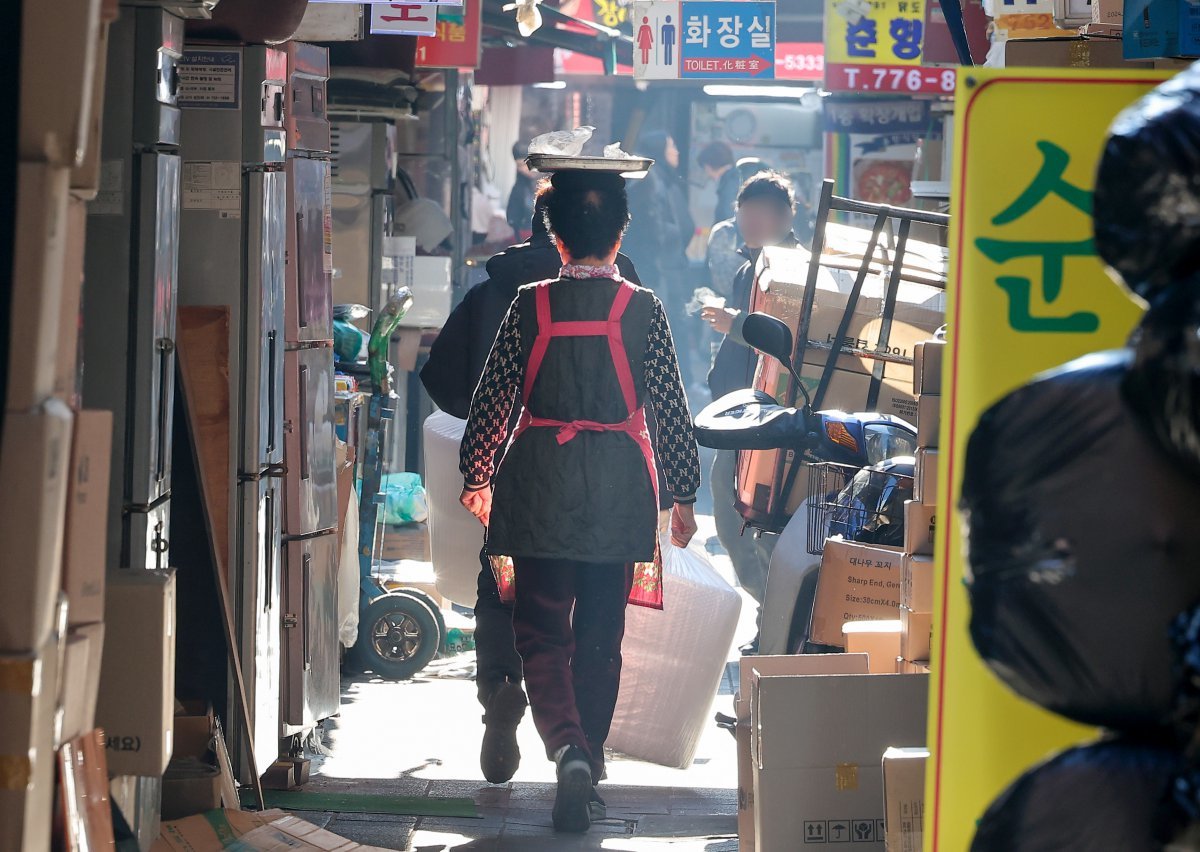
[1093,0,1124,27]
[751,671,930,851]
[0,636,62,852]
[62,410,112,627]
[916,394,940,448]
[896,659,931,674]
[70,18,113,197]
[7,163,71,410]
[900,608,932,663]
[1124,0,1200,58]
[19,0,103,164]
[156,809,390,851]
[58,623,105,746]
[915,448,939,505]
[811,540,903,647]
[162,759,223,821]
[843,621,903,674]
[96,569,177,776]
[0,398,74,652]
[912,340,945,396]
[57,729,115,852]
[903,501,936,558]
[797,362,920,426]
[1006,35,1157,66]
[738,655,870,851]
[56,199,87,405]
[173,701,216,761]
[902,554,935,613]
[883,748,928,852]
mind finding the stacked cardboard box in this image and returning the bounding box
[897,339,943,675]
[3,3,119,847]
[883,748,929,852]
[810,539,904,650]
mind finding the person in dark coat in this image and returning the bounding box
[506,142,538,241]
[419,187,640,788]
[459,170,701,833]
[698,141,739,225]
[702,172,797,654]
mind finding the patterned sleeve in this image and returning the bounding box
[644,297,702,503]
[459,297,524,489]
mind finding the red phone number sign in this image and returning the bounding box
[826,62,957,94]
[775,41,824,80]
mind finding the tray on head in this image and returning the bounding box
[526,154,653,178]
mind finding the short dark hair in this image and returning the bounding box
[542,171,630,259]
[697,141,734,170]
[737,171,795,212]
[513,141,527,160]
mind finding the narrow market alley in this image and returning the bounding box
[271,516,751,851]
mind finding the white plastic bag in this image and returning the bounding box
[607,535,743,769]
[423,412,485,606]
[337,488,362,649]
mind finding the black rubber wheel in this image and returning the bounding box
[387,586,448,655]
[351,592,441,680]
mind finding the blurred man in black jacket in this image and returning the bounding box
[420,186,640,784]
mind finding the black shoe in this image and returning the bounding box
[588,788,607,823]
[552,746,593,834]
[480,680,527,784]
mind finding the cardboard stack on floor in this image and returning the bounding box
[899,339,943,676]
[3,0,121,848]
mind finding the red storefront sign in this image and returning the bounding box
[774,41,824,80]
[415,0,482,68]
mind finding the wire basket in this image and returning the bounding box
[806,461,915,555]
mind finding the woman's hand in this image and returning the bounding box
[460,486,493,527]
[670,502,698,548]
[700,306,737,335]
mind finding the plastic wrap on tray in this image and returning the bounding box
[971,738,1200,852]
[1094,63,1200,300]
[961,349,1200,735]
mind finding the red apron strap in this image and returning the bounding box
[606,283,638,417]
[522,284,553,406]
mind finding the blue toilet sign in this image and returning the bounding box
[634,0,776,79]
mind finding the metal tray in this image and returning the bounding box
[525,154,654,178]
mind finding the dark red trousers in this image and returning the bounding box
[511,557,634,778]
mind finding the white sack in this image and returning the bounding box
[338,488,361,648]
[423,411,486,606]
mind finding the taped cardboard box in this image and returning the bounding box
[901,554,934,613]
[843,621,903,674]
[96,570,177,776]
[903,501,935,558]
[58,623,105,747]
[811,540,903,647]
[161,759,222,821]
[6,163,71,410]
[19,0,103,165]
[751,671,930,851]
[912,339,944,396]
[738,655,870,852]
[915,448,939,505]
[1005,35,1154,67]
[0,635,62,852]
[916,394,940,447]
[883,748,928,852]
[63,410,112,627]
[900,608,932,663]
[56,728,115,851]
[0,398,74,652]
[56,199,88,405]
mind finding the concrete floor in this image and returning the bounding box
[290,515,755,851]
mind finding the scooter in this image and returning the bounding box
[694,312,917,655]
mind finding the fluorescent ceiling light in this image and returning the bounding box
[703,84,814,98]
[532,81,567,89]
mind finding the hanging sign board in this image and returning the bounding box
[415,0,482,68]
[371,3,439,34]
[929,67,1167,852]
[824,0,956,94]
[774,41,825,80]
[633,0,776,79]
[314,0,463,6]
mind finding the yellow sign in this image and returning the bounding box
[929,68,1167,852]
[825,0,926,67]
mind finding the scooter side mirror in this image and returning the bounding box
[741,312,812,410]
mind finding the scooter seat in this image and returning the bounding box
[693,388,811,451]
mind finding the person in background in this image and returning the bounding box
[459,170,701,833]
[701,172,798,654]
[420,184,641,787]
[698,141,740,225]
[506,142,538,241]
[705,158,772,301]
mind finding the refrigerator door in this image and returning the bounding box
[133,6,183,148]
[284,157,333,345]
[125,500,172,573]
[281,532,341,728]
[233,477,282,781]
[128,152,181,508]
[282,347,338,537]
[243,170,287,473]
[284,42,330,156]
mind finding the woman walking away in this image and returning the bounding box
[459,169,702,833]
